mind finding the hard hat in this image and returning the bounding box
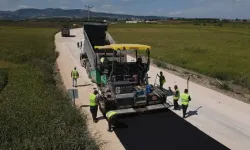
[94,90,98,95]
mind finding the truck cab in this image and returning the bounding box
[61,25,70,37]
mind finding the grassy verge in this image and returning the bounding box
[109,23,250,89]
[0,27,99,149]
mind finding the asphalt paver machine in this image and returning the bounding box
[94,44,169,117]
[78,21,169,118]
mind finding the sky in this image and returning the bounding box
[0,0,249,18]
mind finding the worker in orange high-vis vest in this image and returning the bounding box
[180,89,191,118]
[71,67,79,87]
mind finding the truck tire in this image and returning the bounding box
[80,58,85,67]
[80,55,87,68]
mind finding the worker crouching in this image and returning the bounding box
[106,111,117,132]
[89,90,99,123]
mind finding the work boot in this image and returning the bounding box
[107,129,112,132]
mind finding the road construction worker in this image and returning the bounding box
[169,85,180,110]
[180,89,191,118]
[157,71,166,89]
[106,110,117,132]
[89,90,99,123]
[71,67,79,87]
[100,57,106,72]
[100,57,105,63]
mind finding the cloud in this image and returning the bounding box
[60,0,70,4]
[18,5,37,9]
[81,0,103,2]
[176,0,250,18]
[100,4,113,8]
[90,6,98,12]
[157,8,163,12]
[98,4,114,13]
[0,0,21,10]
[121,0,133,2]
[114,11,125,14]
[168,11,182,16]
[18,5,29,9]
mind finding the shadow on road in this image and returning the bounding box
[186,106,202,118]
[164,88,174,97]
[76,83,92,87]
[113,109,230,150]
[68,35,76,37]
[79,105,89,108]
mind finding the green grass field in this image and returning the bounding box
[0,27,99,149]
[109,23,250,88]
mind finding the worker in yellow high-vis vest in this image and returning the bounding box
[71,67,79,87]
[180,89,191,118]
[169,85,180,110]
[89,90,99,123]
[106,110,117,132]
[157,71,166,89]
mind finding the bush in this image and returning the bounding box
[153,60,167,68]
[220,83,232,91]
[0,68,8,92]
[0,27,99,149]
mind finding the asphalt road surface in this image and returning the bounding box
[114,110,229,150]
[55,28,250,150]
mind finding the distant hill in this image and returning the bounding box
[0,8,167,20]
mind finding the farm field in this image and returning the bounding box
[0,26,98,149]
[109,23,250,88]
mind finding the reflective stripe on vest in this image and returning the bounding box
[174,89,180,100]
[89,94,97,106]
[181,93,190,105]
[106,111,117,119]
[72,70,78,79]
[100,58,104,63]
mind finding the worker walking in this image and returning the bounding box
[180,89,191,118]
[157,71,166,89]
[169,85,180,110]
[71,67,79,87]
[106,110,117,132]
[89,90,99,123]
